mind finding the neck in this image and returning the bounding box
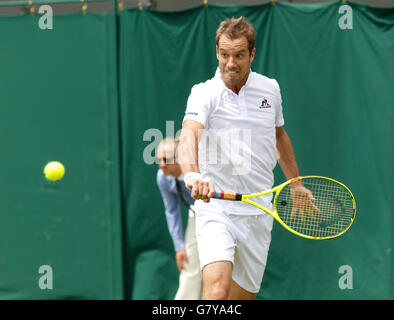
[225,69,250,95]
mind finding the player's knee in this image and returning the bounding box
[204,285,229,300]
[203,278,231,300]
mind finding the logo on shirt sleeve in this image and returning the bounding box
[259,98,271,109]
[185,111,199,116]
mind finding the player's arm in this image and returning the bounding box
[178,120,215,202]
[276,126,300,181]
[276,126,319,218]
[178,120,202,174]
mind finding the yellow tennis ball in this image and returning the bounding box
[44,161,65,181]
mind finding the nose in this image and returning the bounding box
[227,56,237,69]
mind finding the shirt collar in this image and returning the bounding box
[215,67,253,93]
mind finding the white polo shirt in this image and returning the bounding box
[183,68,285,215]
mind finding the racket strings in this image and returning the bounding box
[276,178,354,238]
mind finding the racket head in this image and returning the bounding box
[273,176,356,240]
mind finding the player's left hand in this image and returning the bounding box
[289,184,321,222]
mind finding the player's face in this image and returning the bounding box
[216,35,255,91]
[156,145,179,176]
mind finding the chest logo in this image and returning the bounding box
[259,98,271,109]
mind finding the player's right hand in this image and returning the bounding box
[188,179,215,203]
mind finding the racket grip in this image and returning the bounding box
[213,191,222,199]
[213,191,242,201]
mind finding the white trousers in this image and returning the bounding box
[174,210,202,300]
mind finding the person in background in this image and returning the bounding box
[156,137,202,299]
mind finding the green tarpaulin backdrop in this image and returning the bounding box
[1,1,393,299]
[0,13,123,299]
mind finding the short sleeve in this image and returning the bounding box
[182,84,211,127]
[273,79,285,127]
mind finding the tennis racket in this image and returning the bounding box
[213,176,356,240]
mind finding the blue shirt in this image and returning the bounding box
[156,169,195,252]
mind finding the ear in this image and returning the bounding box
[216,45,220,61]
[249,47,256,63]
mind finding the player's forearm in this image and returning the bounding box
[178,120,214,200]
[177,120,202,174]
[178,137,199,174]
[276,127,300,180]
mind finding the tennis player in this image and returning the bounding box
[156,137,202,300]
[177,17,311,300]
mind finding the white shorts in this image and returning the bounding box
[195,208,273,293]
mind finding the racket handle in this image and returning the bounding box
[213,191,222,199]
[213,191,242,201]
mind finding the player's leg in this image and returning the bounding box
[230,214,273,299]
[195,209,236,300]
[228,279,257,300]
[201,260,233,299]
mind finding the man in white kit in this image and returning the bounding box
[178,17,312,300]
